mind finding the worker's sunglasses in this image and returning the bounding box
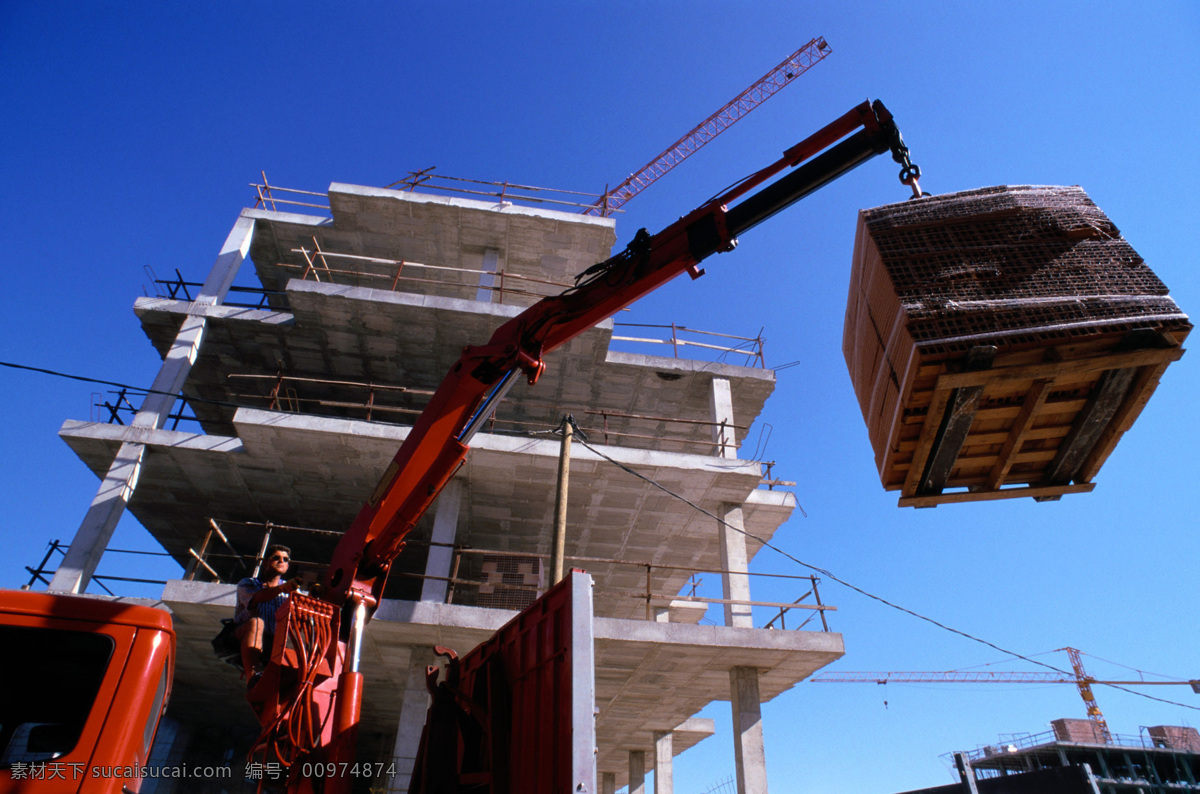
[269,554,290,563]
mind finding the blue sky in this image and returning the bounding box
[2,3,1198,792]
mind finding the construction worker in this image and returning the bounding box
[235,544,299,684]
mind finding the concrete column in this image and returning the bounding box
[718,503,753,628]
[654,731,674,794]
[51,214,255,593]
[729,666,768,794]
[387,647,435,793]
[600,771,616,794]
[710,377,737,459]
[953,752,981,794]
[628,750,646,794]
[420,480,463,603]
[475,247,500,302]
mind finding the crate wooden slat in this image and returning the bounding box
[843,185,1190,507]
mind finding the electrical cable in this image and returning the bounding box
[11,358,1193,712]
[1,359,249,412]
[572,434,1200,713]
[1081,650,1184,682]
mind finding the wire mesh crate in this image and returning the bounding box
[843,186,1190,506]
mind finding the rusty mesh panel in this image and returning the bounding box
[862,185,1189,354]
[451,554,545,610]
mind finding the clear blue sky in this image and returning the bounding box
[2,3,1198,792]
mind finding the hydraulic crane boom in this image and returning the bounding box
[321,99,917,611]
[254,99,921,791]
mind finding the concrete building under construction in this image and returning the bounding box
[44,178,841,791]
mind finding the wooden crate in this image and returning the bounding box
[843,186,1190,507]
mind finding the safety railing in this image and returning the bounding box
[285,238,575,302]
[421,546,834,630]
[383,168,620,213]
[250,169,617,217]
[143,265,284,309]
[218,372,760,457]
[224,373,433,423]
[94,388,201,430]
[611,322,767,368]
[22,539,174,596]
[580,408,743,457]
[250,172,330,215]
[962,729,1189,763]
[183,518,336,589]
[91,375,787,474]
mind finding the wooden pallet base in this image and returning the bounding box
[891,341,1185,507]
[898,482,1096,508]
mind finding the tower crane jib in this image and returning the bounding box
[811,647,1199,745]
[586,37,833,216]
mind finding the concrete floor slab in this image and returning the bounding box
[133,279,776,457]
[60,410,795,620]
[155,582,840,787]
[246,186,617,310]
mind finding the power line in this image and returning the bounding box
[571,432,1199,713]
[2,360,160,394]
[0,359,245,413]
[10,357,1195,713]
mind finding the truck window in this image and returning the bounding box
[0,626,114,766]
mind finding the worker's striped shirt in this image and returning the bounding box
[235,577,289,632]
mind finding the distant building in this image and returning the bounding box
[899,719,1200,794]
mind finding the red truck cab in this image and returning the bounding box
[0,590,175,793]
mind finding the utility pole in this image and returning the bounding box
[551,416,574,584]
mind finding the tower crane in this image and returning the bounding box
[811,647,1200,744]
[585,37,833,216]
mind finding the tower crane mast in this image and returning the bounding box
[1063,646,1112,743]
[586,37,833,216]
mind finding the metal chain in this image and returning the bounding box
[889,129,924,197]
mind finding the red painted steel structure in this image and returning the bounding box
[0,99,917,793]
[0,591,175,794]
[411,571,596,793]
[244,98,913,791]
[585,37,833,217]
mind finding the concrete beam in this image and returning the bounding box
[629,750,646,794]
[420,480,463,602]
[730,666,768,794]
[388,647,433,793]
[51,214,254,593]
[654,730,673,794]
[718,503,753,628]
[711,377,737,459]
[475,247,500,302]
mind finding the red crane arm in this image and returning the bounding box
[254,100,912,790]
[322,99,904,608]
